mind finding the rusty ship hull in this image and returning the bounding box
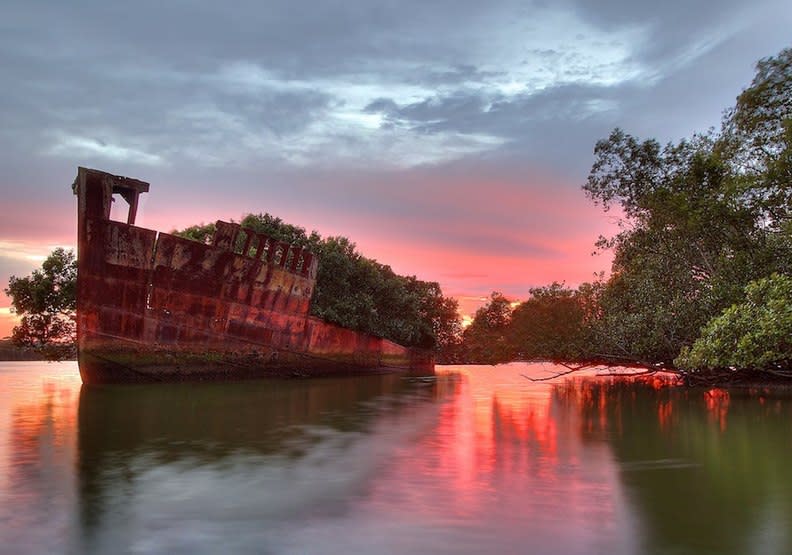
[74,168,433,384]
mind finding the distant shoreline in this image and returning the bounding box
[0,340,75,362]
[441,359,792,388]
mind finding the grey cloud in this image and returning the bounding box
[363,98,399,114]
[0,0,790,223]
[379,91,495,130]
[561,0,747,33]
[0,1,509,78]
[206,88,334,137]
[559,0,790,69]
[405,65,507,87]
[2,0,786,169]
[360,82,626,174]
[0,47,335,170]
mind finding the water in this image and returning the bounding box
[1,361,791,555]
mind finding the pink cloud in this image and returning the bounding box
[0,167,619,330]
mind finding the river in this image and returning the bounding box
[1,361,791,554]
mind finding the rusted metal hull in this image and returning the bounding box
[73,168,433,384]
[77,340,427,384]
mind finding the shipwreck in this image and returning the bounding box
[73,167,434,384]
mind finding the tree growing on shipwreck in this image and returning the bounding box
[5,207,460,363]
[174,213,462,353]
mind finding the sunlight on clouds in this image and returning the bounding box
[456,295,492,328]
[205,12,648,169]
[333,110,384,130]
[197,10,649,169]
[279,123,505,168]
[157,97,504,169]
[32,6,655,172]
[464,8,647,91]
[48,7,653,172]
[48,133,163,166]
[218,62,429,106]
[0,241,74,264]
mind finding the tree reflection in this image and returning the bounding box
[6,363,792,554]
[552,378,792,554]
[76,375,438,547]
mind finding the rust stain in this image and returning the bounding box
[72,167,433,384]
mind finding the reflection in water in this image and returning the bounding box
[75,373,442,554]
[554,379,792,555]
[2,362,792,554]
[0,363,81,555]
[358,365,638,555]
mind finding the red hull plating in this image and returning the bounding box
[73,168,433,384]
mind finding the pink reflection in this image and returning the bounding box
[704,388,730,432]
[360,364,637,551]
[0,363,81,547]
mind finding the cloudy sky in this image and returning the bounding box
[1,0,790,335]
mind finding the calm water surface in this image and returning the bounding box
[1,361,791,554]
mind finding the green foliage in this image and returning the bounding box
[461,292,515,364]
[583,46,792,368]
[509,282,597,361]
[675,274,792,373]
[176,213,461,350]
[731,48,792,173]
[455,282,605,364]
[173,222,216,244]
[427,288,464,362]
[726,47,792,252]
[0,339,49,360]
[4,248,77,360]
[239,213,317,248]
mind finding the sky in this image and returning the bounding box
[1,0,791,337]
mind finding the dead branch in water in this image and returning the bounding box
[519,359,792,387]
[520,358,682,383]
[521,363,598,382]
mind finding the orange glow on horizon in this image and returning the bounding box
[0,366,82,507]
[0,305,19,339]
[0,170,620,339]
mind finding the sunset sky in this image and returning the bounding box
[2,1,791,337]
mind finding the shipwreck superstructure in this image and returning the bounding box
[73,167,433,383]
